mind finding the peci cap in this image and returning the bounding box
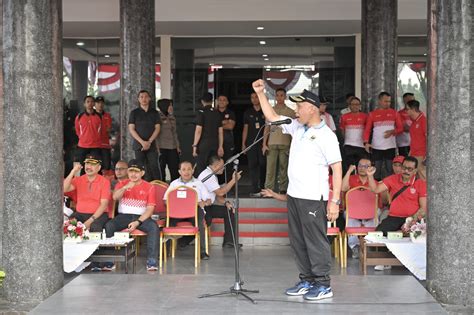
[128,159,145,172]
[201,92,213,103]
[289,90,320,107]
[319,95,330,104]
[84,154,102,165]
[95,96,105,102]
[393,155,405,164]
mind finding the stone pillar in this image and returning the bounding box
[160,35,172,99]
[71,60,89,104]
[2,0,64,302]
[0,0,4,279]
[426,0,473,309]
[361,0,398,111]
[119,0,155,161]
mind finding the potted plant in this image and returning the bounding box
[63,218,88,243]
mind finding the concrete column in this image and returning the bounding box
[426,0,473,309]
[160,35,172,99]
[0,0,4,279]
[119,0,155,161]
[361,0,398,111]
[2,0,64,302]
[71,60,89,103]
[354,33,362,99]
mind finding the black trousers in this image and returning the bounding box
[195,141,217,176]
[75,147,102,163]
[70,212,109,232]
[247,144,266,193]
[372,148,396,181]
[134,148,161,181]
[343,145,367,173]
[159,148,180,182]
[100,148,111,170]
[376,216,406,236]
[205,204,235,244]
[287,195,331,286]
[398,146,410,157]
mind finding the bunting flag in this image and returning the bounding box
[97,64,163,93]
[263,70,301,93]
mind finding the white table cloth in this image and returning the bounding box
[365,235,426,280]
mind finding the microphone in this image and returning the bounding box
[266,118,292,126]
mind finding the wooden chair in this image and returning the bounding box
[159,186,200,268]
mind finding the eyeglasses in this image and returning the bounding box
[402,166,415,172]
[115,167,128,171]
[358,164,370,168]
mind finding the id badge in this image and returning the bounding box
[255,122,260,129]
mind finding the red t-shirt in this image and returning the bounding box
[75,112,102,148]
[339,112,367,147]
[115,179,156,215]
[363,108,403,150]
[349,175,369,188]
[100,112,112,149]
[382,174,426,217]
[71,175,111,214]
[409,113,427,157]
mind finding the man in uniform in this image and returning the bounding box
[192,93,224,175]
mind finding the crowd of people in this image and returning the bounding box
[64,80,427,300]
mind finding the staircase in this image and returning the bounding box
[210,198,290,245]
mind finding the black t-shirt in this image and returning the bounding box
[243,106,266,145]
[218,108,236,145]
[195,106,222,147]
[128,106,161,150]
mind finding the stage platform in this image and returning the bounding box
[31,246,446,314]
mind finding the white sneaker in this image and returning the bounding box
[374,265,392,271]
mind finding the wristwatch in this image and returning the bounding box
[331,199,341,205]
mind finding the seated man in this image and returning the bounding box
[63,154,110,231]
[392,155,405,175]
[105,160,159,271]
[164,161,211,260]
[367,156,427,270]
[111,160,129,189]
[341,156,375,259]
[197,155,242,248]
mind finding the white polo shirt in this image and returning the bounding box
[197,167,220,204]
[280,116,342,201]
[164,177,211,202]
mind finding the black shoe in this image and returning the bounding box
[200,252,210,260]
[222,242,243,248]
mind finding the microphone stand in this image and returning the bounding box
[199,126,276,304]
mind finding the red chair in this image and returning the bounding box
[343,186,378,268]
[151,180,169,228]
[159,186,200,268]
[327,190,343,268]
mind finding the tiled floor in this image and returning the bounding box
[31,245,446,314]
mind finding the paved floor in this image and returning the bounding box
[31,245,446,314]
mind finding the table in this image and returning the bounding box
[362,235,426,280]
[87,239,137,274]
[63,239,136,274]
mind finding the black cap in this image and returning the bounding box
[289,90,320,107]
[201,92,213,103]
[84,154,102,165]
[128,159,145,172]
[95,96,105,102]
[319,95,330,104]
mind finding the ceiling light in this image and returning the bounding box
[264,58,269,61]
[262,54,268,57]
[257,26,264,30]
[259,41,266,45]
[76,41,85,46]
[423,53,427,56]
[266,78,271,80]
[104,54,110,58]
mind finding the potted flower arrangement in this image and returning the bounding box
[63,218,88,243]
[402,216,427,243]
